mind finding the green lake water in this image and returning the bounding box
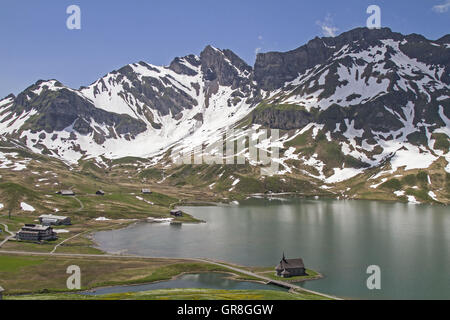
[94,198,450,299]
[80,272,286,296]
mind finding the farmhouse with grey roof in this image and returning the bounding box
[39,214,71,226]
[16,224,57,242]
[57,190,75,196]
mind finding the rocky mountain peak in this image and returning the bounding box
[200,45,252,88]
[168,54,201,76]
[437,34,450,44]
[0,27,448,179]
[2,93,16,101]
[254,27,449,91]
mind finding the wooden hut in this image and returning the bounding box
[275,253,307,278]
[170,210,183,217]
[57,190,75,196]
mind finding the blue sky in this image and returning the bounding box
[0,0,449,98]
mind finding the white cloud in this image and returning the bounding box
[433,0,450,13]
[321,25,339,37]
[255,35,264,55]
[316,14,339,37]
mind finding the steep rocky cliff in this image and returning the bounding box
[0,27,448,193]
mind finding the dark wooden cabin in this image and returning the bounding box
[275,253,307,278]
[170,210,183,217]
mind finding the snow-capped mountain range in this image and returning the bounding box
[1,27,449,185]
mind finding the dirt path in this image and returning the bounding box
[197,258,341,300]
[73,196,84,212]
[0,223,15,248]
[0,249,340,300]
[50,231,88,254]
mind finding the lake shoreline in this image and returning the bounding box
[92,197,450,299]
[0,251,329,299]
